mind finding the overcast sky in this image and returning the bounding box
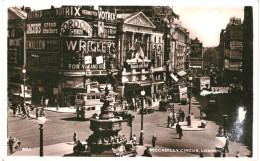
[173,7,244,47]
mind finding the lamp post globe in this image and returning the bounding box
[187,76,193,126]
[141,90,145,96]
[38,116,46,125]
[22,68,26,105]
[140,89,145,131]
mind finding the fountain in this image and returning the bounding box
[86,86,136,156]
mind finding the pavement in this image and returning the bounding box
[45,107,76,113]
[7,97,252,157]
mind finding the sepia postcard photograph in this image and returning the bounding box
[1,0,259,160]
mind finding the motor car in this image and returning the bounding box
[180,98,188,105]
[159,99,173,111]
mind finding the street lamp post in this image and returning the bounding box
[140,89,145,131]
[22,69,26,105]
[187,76,193,126]
[38,116,46,157]
[223,115,228,136]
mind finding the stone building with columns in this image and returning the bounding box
[116,11,165,100]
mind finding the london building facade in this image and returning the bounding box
[8,5,193,106]
[219,17,243,83]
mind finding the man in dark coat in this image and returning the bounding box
[139,130,144,145]
[179,126,183,139]
[142,147,152,157]
[152,134,157,147]
[176,122,181,134]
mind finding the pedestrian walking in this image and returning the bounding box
[224,135,229,153]
[8,136,14,154]
[12,105,17,117]
[21,104,27,119]
[17,104,21,115]
[179,126,183,139]
[25,106,30,118]
[73,131,77,143]
[181,110,185,122]
[8,136,20,154]
[152,134,157,147]
[39,108,46,117]
[133,134,137,146]
[36,107,39,118]
[41,97,44,106]
[167,112,173,127]
[45,98,49,108]
[176,122,181,134]
[139,130,144,145]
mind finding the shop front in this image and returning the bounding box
[58,8,118,106]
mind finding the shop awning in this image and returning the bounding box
[170,74,179,82]
[125,80,164,86]
[177,70,187,77]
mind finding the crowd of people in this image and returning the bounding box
[167,108,185,128]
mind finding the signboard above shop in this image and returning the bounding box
[26,20,59,36]
[26,6,117,22]
[60,19,92,36]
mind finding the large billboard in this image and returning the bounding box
[62,37,116,70]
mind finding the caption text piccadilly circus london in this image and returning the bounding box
[150,148,217,153]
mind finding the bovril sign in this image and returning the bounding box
[60,19,92,36]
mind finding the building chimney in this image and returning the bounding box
[25,7,31,13]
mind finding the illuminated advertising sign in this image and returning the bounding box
[26,21,59,36]
[9,39,20,47]
[60,19,92,36]
[63,38,116,70]
[27,53,58,67]
[230,41,243,50]
[65,38,116,53]
[93,22,117,38]
[55,6,82,16]
[230,50,242,59]
[27,10,43,19]
[27,23,41,34]
[98,10,117,21]
[229,61,242,71]
[26,38,59,52]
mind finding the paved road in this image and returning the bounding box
[7,96,251,157]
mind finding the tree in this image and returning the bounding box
[203,47,219,66]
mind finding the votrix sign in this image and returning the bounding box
[56,6,82,16]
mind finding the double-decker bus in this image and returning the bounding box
[170,83,187,103]
[75,91,118,119]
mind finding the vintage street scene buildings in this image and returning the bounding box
[6,5,254,158]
